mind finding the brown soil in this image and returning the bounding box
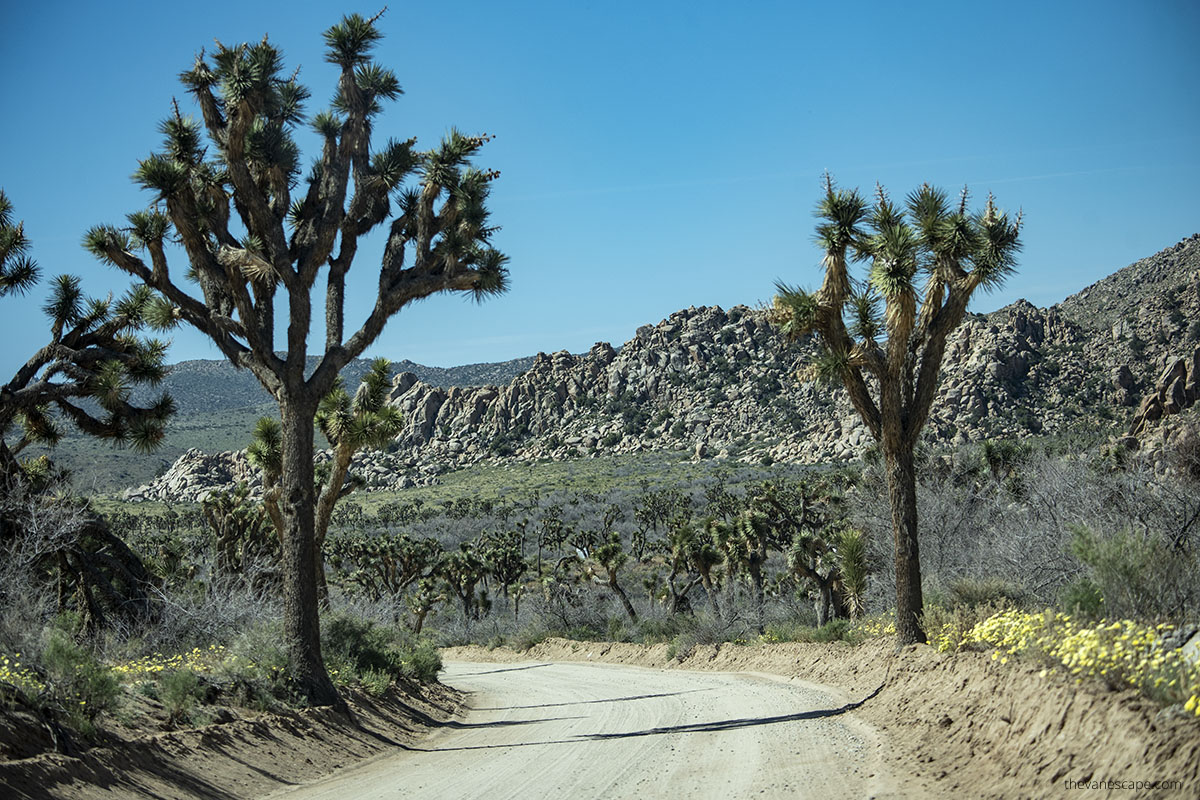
[443,638,1200,799]
[0,681,461,800]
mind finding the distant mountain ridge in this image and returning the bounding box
[136,355,540,414]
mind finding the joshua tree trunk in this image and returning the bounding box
[278,394,339,708]
[815,579,849,627]
[609,574,638,622]
[885,443,925,644]
[700,573,722,619]
[748,559,766,635]
[313,444,354,608]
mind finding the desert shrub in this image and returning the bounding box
[1069,525,1199,622]
[134,573,278,658]
[759,620,810,643]
[604,616,629,642]
[851,610,896,639]
[41,625,121,733]
[506,623,558,651]
[321,612,442,685]
[358,668,391,696]
[402,640,443,683]
[667,633,696,662]
[323,613,401,677]
[1058,576,1105,620]
[946,577,1025,609]
[924,601,1011,653]
[636,615,690,644]
[854,444,1200,621]
[222,619,290,702]
[158,669,205,723]
[808,618,855,643]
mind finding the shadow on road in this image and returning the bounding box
[473,688,710,711]
[408,681,885,753]
[448,664,553,678]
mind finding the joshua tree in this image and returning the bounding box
[590,532,638,622]
[0,191,174,485]
[774,177,1021,643]
[83,15,507,704]
[663,521,707,615]
[833,527,867,620]
[201,482,279,589]
[481,529,528,620]
[406,576,445,635]
[325,529,441,602]
[443,541,489,622]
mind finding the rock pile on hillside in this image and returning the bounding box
[124,446,445,503]
[1120,345,1200,476]
[125,235,1200,503]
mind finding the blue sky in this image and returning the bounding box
[2,0,1197,377]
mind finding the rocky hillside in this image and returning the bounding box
[126,235,1200,502]
[1059,233,1200,392]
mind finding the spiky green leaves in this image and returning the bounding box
[334,63,401,117]
[847,291,882,343]
[868,222,918,301]
[370,138,419,192]
[425,129,492,187]
[245,117,300,182]
[3,196,175,467]
[354,358,393,414]
[312,110,342,139]
[0,190,40,296]
[316,360,404,451]
[812,346,853,384]
[91,360,131,412]
[144,297,181,330]
[780,179,1022,350]
[112,284,153,325]
[323,12,384,67]
[83,225,132,265]
[814,177,869,254]
[133,153,190,199]
[19,405,62,447]
[772,282,819,340]
[127,210,172,249]
[970,194,1023,292]
[43,274,83,327]
[212,38,284,108]
[247,416,282,478]
[160,114,204,166]
[466,248,510,302]
[274,80,311,126]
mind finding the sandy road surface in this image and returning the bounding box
[272,660,901,800]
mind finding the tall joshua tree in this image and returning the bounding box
[84,14,508,704]
[774,177,1021,644]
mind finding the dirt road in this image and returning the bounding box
[272,660,904,799]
